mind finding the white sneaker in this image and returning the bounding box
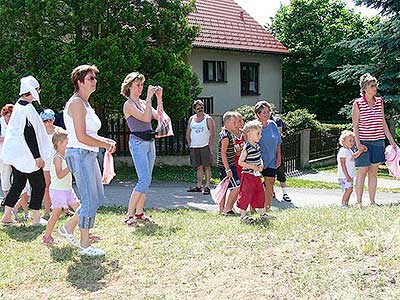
[58,226,79,248]
[78,246,105,257]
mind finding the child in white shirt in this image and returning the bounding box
[337,130,364,208]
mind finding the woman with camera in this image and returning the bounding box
[121,72,163,226]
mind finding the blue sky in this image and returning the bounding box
[234,0,380,26]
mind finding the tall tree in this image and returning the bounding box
[0,0,201,120]
[331,0,400,118]
[269,0,378,120]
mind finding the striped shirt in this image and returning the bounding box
[242,142,262,175]
[217,129,236,168]
[355,96,385,141]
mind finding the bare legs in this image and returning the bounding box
[264,177,275,210]
[356,164,379,206]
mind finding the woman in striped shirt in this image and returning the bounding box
[352,73,397,207]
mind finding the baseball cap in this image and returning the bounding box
[40,109,55,122]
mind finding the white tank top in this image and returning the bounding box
[64,95,101,152]
[190,115,210,148]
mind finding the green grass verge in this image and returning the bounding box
[313,164,393,179]
[1,206,400,299]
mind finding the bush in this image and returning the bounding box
[235,105,256,123]
[282,109,320,135]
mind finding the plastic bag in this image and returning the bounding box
[210,177,230,204]
[385,145,400,179]
[155,108,174,138]
[102,151,116,184]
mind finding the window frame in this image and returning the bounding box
[203,60,227,83]
[240,62,260,96]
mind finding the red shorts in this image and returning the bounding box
[237,173,265,210]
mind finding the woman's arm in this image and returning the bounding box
[54,156,69,179]
[123,85,156,122]
[352,101,368,152]
[382,104,397,147]
[68,99,114,152]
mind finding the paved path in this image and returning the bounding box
[296,171,400,189]
[103,180,400,211]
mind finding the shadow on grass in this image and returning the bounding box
[67,256,119,292]
[50,245,75,262]
[1,223,45,242]
[134,222,183,237]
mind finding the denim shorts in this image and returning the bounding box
[66,148,104,229]
[218,164,240,189]
[129,136,156,194]
[355,139,385,167]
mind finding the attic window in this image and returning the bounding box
[203,61,227,83]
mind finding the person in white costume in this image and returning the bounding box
[1,75,52,226]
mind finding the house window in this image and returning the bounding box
[241,63,259,96]
[203,61,226,83]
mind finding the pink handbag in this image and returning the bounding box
[385,145,400,179]
[155,108,174,138]
[102,151,116,184]
[210,177,230,204]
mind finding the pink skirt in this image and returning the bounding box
[50,188,79,209]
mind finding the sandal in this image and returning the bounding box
[224,210,236,216]
[203,187,211,195]
[78,246,105,257]
[282,194,292,202]
[241,216,255,224]
[135,213,155,224]
[58,226,79,248]
[187,186,202,192]
[124,216,139,226]
[1,220,18,226]
[260,213,276,221]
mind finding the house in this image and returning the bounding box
[187,0,288,115]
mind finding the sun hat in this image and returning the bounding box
[40,109,55,122]
[19,75,40,103]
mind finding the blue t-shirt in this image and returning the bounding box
[259,120,282,169]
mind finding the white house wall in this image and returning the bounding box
[188,48,284,115]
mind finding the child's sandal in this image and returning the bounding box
[124,216,139,227]
[241,216,255,224]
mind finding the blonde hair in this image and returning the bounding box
[243,120,262,139]
[222,111,238,124]
[120,72,146,97]
[359,73,378,96]
[52,128,68,151]
[339,130,355,146]
[71,64,99,92]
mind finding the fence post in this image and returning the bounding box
[300,129,310,169]
[211,114,222,164]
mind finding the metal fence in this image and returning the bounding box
[309,128,341,160]
[282,132,301,174]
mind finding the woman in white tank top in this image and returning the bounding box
[58,65,116,257]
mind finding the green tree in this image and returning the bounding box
[331,0,400,119]
[269,0,378,120]
[0,0,201,120]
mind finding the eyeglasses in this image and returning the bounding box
[369,84,377,88]
[88,76,97,81]
[196,106,204,110]
[35,87,41,94]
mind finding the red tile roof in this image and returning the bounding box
[187,0,288,54]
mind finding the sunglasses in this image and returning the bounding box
[369,84,377,88]
[36,87,41,94]
[195,106,204,110]
[88,76,97,81]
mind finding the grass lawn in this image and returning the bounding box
[314,164,393,179]
[1,206,400,299]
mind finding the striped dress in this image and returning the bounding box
[355,96,385,141]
